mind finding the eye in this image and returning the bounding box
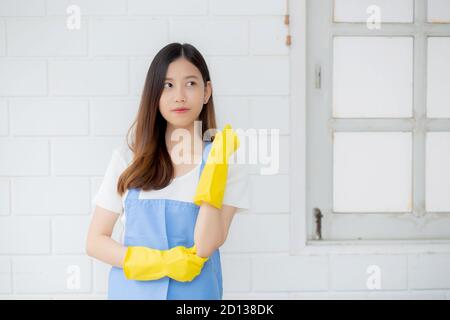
[163,81,196,88]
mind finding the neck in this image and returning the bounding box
[165,122,204,163]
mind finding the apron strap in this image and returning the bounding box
[127,187,140,200]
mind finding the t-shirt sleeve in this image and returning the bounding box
[222,153,251,214]
[92,147,128,215]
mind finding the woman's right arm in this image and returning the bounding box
[86,205,128,268]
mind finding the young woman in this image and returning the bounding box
[86,43,250,300]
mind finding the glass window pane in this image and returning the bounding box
[333,37,413,118]
[428,0,450,23]
[333,132,412,212]
[427,37,450,118]
[426,133,450,212]
[334,0,414,23]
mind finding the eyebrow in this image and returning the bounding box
[164,75,199,80]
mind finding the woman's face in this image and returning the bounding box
[159,57,211,129]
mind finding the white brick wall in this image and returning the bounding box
[0,217,50,254]
[7,17,88,56]
[10,99,89,135]
[0,0,448,300]
[0,60,47,95]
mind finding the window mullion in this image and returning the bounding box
[413,0,427,218]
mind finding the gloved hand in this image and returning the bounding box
[193,124,240,209]
[123,244,209,282]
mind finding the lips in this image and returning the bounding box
[172,107,190,112]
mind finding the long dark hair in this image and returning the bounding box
[117,43,217,195]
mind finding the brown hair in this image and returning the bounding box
[117,43,217,196]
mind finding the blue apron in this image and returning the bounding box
[107,141,223,300]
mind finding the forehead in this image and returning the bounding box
[165,58,201,80]
[165,75,199,80]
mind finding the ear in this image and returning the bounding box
[204,81,212,104]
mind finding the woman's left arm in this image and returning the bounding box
[194,202,236,258]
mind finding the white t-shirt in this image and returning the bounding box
[93,142,251,231]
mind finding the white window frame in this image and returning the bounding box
[290,0,450,255]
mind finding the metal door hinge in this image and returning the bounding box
[313,208,323,240]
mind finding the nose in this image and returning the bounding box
[175,86,186,103]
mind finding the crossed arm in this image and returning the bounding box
[85,203,236,267]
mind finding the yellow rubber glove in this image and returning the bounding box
[123,244,209,282]
[193,124,240,209]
